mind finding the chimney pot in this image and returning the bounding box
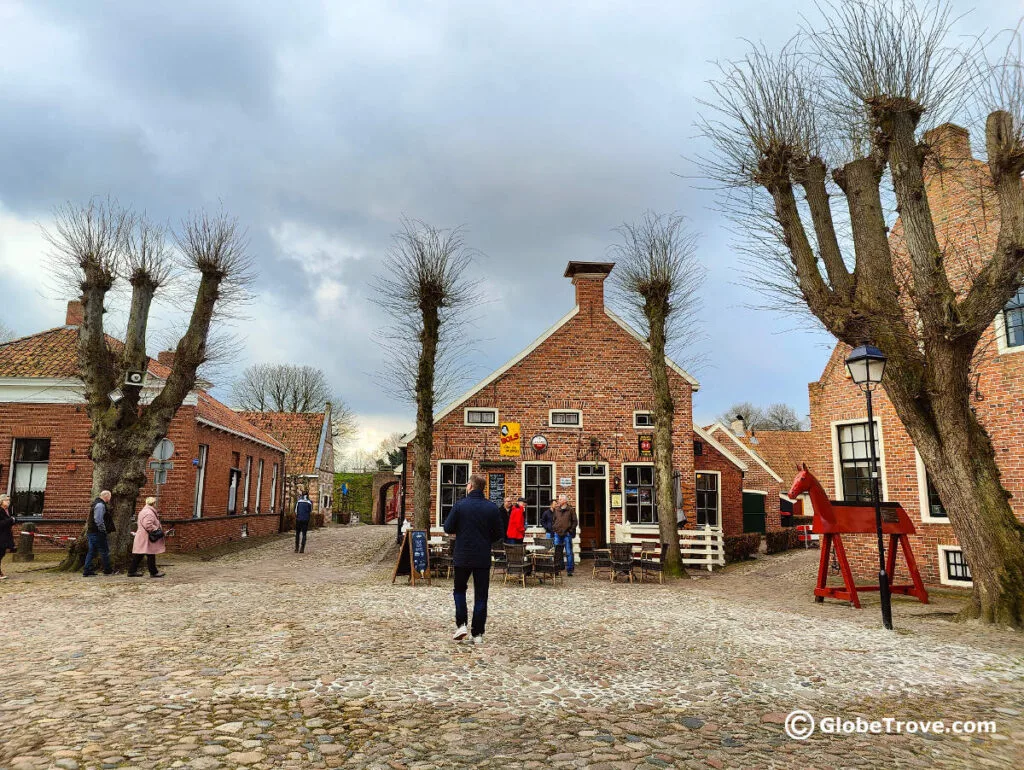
[65,300,84,327]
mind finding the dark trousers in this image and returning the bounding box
[453,566,491,637]
[295,520,309,551]
[83,532,111,575]
[128,553,158,576]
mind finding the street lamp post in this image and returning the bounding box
[845,345,894,631]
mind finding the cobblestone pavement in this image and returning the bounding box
[1,526,1022,769]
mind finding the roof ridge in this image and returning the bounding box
[0,325,75,349]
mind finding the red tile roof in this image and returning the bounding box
[0,325,284,452]
[737,430,816,483]
[238,411,326,475]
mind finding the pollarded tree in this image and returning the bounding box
[611,212,705,579]
[50,200,252,569]
[373,219,477,530]
[699,0,1024,625]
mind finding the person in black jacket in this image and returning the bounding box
[443,473,504,644]
[295,491,313,553]
[83,490,115,577]
[0,494,16,579]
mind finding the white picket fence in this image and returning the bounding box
[622,525,726,572]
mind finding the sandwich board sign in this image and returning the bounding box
[392,529,431,586]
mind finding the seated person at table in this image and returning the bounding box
[506,497,526,544]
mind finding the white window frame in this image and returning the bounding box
[994,291,1024,356]
[914,449,948,523]
[243,456,253,511]
[270,462,279,510]
[937,545,973,587]
[254,459,264,513]
[522,461,557,529]
[695,470,722,529]
[437,460,472,527]
[463,408,498,427]
[548,409,583,429]
[632,410,655,429]
[621,461,658,527]
[9,438,51,518]
[830,418,888,503]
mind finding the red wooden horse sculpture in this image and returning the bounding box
[789,465,928,608]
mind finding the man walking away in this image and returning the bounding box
[552,494,578,577]
[295,491,313,553]
[83,490,115,577]
[443,473,503,644]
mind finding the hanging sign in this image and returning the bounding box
[500,422,521,457]
[531,434,548,453]
[638,433,654,458]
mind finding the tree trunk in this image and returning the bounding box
[648,309,686,578]
[900,388,1024,627]
[413,306,440,530]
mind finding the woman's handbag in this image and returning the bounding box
[148,528,165,542]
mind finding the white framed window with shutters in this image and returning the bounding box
[464,408,498,426]
[549,409,583,428]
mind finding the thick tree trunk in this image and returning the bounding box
[413,307,440,531]
[648,311,686,578]
[901,390,1024,627]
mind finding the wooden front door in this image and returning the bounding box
[577,464,607,550]
[742,491,767,533]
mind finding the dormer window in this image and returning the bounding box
[464,408,498,426]
[549,409,582,428]
[633,411,654,428]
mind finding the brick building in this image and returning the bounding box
[240,408,335,521]
[399,261,755,549]
[807,124,1024,589]
[0,303,288,552]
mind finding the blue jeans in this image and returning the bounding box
[453,566,490,637]
[84,532,111,575]
[554,533,574,573]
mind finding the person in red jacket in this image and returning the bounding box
[505,497,526,544]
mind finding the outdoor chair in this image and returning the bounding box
[491,543,508,578]
[432,539,454,579]
[504,543,533,587]
[533,535,554,551]
[591,539,612,579]
[609,542,635,584]
[534,542,565,585]
[638,542,666,584]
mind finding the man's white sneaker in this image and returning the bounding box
[472,635,484,645]
[452,625,469,641]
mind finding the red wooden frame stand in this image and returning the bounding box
[815,532,928,608]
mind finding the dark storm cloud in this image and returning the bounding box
[0,0,1004,442]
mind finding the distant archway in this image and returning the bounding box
[371,472,400,524]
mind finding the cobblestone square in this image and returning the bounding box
[1,526,1021,769]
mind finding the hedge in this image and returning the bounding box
[724,533,761,563]
[334,472,374,522]
[766,529,801,554]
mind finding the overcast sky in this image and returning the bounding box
[0,0,1013,455]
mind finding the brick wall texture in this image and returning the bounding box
[808,124,1024,589]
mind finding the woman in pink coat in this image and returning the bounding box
[128,497,166,578]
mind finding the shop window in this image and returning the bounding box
[836,421,881,502]
[549,409,582,428]
[1003,287,1024,348]
[523,463,554,527]
[633,411,654,428]
[11,438,50,516]
[696,472,720,527]
[624,464,657,524]
[464,408,498,426]
[439,461,470,524]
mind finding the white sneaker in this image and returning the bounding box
[452,625,469,641]
[472,635,484,645]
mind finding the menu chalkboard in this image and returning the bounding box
[411,530,428,574]
[488,473,505,506]
[391,529,431,586]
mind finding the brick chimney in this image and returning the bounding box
[564,261,614,313]
[157,350,176,369]
[924,123,972,164]
[65,300,84,326]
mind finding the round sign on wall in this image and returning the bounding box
[531,434,548,453]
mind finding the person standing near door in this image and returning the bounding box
[295,491,313,553]
[552,494,578,577]
[444,473,504,644]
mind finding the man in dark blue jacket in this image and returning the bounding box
[443,473,504,643]
[295,491,313,553]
